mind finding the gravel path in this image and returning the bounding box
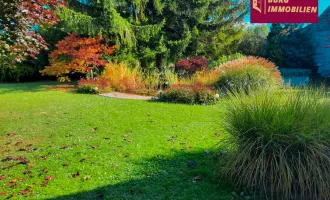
[100,92,153,100]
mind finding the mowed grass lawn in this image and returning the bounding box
[0,82,232,200]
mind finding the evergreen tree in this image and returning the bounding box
[55,0,247,70]
[266,24,315,68]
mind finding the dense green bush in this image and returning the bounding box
[77,85,98,94]
[214,57,282,93]
[158,84,218,105]
[0,58,43,82]
[220,88,330,199]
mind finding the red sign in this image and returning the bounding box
[251,0,318,23]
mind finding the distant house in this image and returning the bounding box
[305,6,330,77]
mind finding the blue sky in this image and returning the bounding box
[319,0,330,15]
[245,0,330,23]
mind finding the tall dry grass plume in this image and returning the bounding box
[193,57,281,87]
[103,63,144,93]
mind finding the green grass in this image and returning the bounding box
[0,82,231,199]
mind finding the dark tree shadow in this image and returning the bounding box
[49,151,233,200]
[0,81,77,95]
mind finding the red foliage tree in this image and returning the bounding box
[175,57,208,74]
[0,0,66,63]
[41,34,116,81]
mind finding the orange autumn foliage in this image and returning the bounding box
[102,63,145,93]
[41,34,116,81]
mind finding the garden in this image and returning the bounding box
[1,0,330,199]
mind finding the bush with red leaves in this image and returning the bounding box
[175,57,208,75]
[77,77,109,94]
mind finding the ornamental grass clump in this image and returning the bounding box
[193,57,282,92]
[220,88,330,200]
[102,63,144,93]
[214,57,282,93]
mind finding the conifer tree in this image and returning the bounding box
[56,0,247,70]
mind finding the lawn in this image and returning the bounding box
[0,82,231,200]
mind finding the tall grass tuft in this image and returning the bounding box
[102,63,144,93]
[215,65,278,93]
[220,88,330,200]
[214,57,282,92]
[143,70,160,91]
[193,57,282,91]
[193,69,222,86]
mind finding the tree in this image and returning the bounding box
[55,0,248,71]
[193,25,244,60]
[0,0,66,81]
[0,0,67,63]
[41,34,116,81]
[266,24,315,68]
[238,24,269,57]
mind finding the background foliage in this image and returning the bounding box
[55,0,248,71]
[266,24,315,69]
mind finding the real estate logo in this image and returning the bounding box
[253,0,262,13]
[251,0,318,23]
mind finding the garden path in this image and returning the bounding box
[100,92,153,100]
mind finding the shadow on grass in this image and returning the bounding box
[0,81,77,95]
[49,151,233,200]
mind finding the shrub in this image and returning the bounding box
[220,88,330,199]
[0,62,38,82]
[77,85,98,94]
[77,77,109,94]
[102,63,144,93]
[158,84,218,105]
[175,57,208,76]
[214,57,282,93]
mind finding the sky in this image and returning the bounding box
[245,0,330,23]
[318,0,330,15]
